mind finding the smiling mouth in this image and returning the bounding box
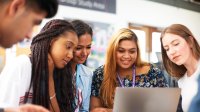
[79,57,86,61]
[121,61,131,64]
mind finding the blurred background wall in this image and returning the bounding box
[1,0,200,73]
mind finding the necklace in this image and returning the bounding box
[117,65,136,87]
[50,93,56,100]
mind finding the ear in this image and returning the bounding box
[8,0,25,16]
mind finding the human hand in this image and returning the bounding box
[4,104,49,112]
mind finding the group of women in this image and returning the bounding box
[0,18,199,112]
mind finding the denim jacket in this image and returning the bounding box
[75,64,93,112]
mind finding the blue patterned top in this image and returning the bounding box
[91,64,168,97]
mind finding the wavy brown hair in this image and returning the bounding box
[160,24,200,78]
[100,28,148,108]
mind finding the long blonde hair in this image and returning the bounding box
[100,28,148,108]
[160,24,200,78]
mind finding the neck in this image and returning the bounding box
[71,61,77,75]
[184,57,198,77]
[118,67,133,78]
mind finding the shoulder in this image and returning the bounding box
[149,64,162,74]
[92,65,104,82]
[2,55,31,70]
[77,64,93,77]
[178,74,187,88]
[14,55,32,71]
[91,65,104,97]
[94,65,104,75]
[0,55,32,81]
[145,64,166,78]
[15,55,31,64]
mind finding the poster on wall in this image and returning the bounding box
[59,0,116,14]
[86,21,114,70]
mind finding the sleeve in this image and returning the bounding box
[0,55,31,107]
[91,66,104,97]
[151,65,169,87]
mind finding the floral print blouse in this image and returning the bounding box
[91,64,168,97]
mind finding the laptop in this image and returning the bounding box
[113,87,181,112]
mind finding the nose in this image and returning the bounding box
[123,52,131,58]
[168,47,176,56]
[67,50,73,60]
[82,49,87,56]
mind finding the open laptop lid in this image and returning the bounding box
[113,87,181,112]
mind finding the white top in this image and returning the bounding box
[0,55,32,107]
[178,60,200,112]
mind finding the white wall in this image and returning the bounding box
[3,0,200,69]
[117,0,200,42]
[48,0,200,41]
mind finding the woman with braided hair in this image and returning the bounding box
[0,19,78,112]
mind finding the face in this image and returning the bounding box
[0,8,46,48]
[162,33,192,65]
[72,33,92,64]
[116,39,137,69]
[50,31,78,69]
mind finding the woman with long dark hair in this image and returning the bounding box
[0,19,78,112]
[70,20,93,111]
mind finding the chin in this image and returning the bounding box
[173,61,183,66]
[78,60,85,64]
[121,65,132,69]
[56,65,65,69]
[1,42,13,48]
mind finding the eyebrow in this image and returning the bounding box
[77,44,92,46]
[163,39,178,48]
[118,47,137,50]
[66,41,75,45]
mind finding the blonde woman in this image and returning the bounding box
[90,28,168,112]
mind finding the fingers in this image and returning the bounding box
[4,104,49,112]
[19,104,49,112]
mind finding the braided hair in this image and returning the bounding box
[28,19,75,111]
